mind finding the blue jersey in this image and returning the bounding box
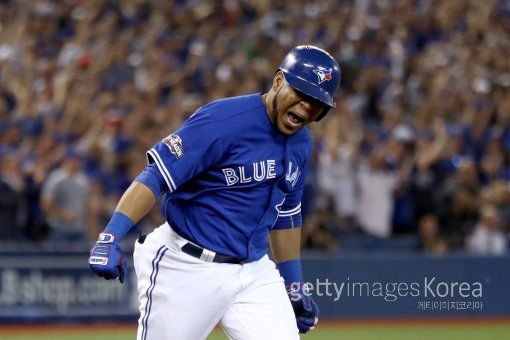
[146,93,312,261]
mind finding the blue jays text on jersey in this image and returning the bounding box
[146,93,312,261]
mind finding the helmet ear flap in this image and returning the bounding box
[315,106,331,122]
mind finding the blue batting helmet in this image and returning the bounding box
[279,45,341,121]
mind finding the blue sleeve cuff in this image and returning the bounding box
[276,259,303,286]
[272,214,302,230]
[134,163,169,199]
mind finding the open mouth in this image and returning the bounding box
[287,112,305,126]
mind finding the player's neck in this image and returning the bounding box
[261,93,275,125]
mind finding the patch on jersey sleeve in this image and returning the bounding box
[163,134,184,159]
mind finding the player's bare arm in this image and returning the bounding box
[88,164,166,283]
[269,227,301,263]
[271,226,320,332]
[115,182,157,224]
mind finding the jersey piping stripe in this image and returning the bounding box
[278,203,301,217]
[148,149,177,192]
[141,245,168,340]
[148,149,177,191]
[278,209,301,217]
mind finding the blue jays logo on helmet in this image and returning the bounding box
[313,68,333,84]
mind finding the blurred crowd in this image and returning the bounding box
[0,0,509,255]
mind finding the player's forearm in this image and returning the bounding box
[271,228,305,287]
[99,164,164,239]
[115,181,157,224]
[269,227,302,263]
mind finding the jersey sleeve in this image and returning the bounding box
[146,109,223,193]
[272,160,308,230]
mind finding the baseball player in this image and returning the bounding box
[89,45,340,339]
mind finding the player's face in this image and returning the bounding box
[269,73,324,135]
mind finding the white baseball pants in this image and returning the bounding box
[133,223,299,340]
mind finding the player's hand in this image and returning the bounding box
[88,232,127,283]
[287,282,319,333]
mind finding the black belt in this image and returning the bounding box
[181,242,242,264]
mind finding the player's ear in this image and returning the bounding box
[272,71,285,92]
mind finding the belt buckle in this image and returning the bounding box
[199,247,216,262]
[181,242,242,264]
